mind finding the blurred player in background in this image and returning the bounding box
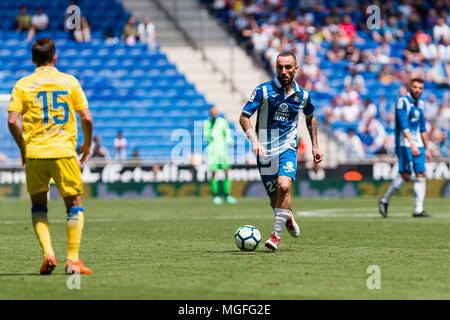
[203,106,237,205]
[7,38,94,274]
[240,52,323,251]
[379,78,431,218]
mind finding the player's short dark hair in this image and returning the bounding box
[276,51,297,63]
[32,38,56,66]
[410,77,424,84]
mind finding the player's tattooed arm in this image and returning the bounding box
[305,114,323,163]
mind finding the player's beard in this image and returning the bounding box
[278,74,293,87]
[411,91,421,100]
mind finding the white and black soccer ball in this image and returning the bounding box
[234,225,261,251]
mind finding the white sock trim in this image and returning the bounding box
[273,208,290,236]
[413,177,426,214]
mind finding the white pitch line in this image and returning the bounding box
[297,208,450,218]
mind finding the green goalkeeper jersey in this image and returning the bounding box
[203,117,232,169]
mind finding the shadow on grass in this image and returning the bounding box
[205,249,294,254]
[0,273,67,277]
[0,273,40,276]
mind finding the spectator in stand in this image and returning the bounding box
[428,121,449,158]
[295,29,319,63]
[114,130,128,161]
[425,94,440,121]
[138,17,157,50]
[342,128,366,161]
[386,16,404,42]
[344,65,367,94]
[341,95,361,124]
[361,98,378,120]
[378,95,395,128]
[122,16,138,46]
[425,8,439,31]
[338,15,358,45]
[130,147,141,163]
[379,64,397,85]
[299,53,328,92]
[437,38,450,62]
[324,96,343,125]
[73,16,91,43]
[294,68,313,91]
[319,16,338,43]
[433,17,450,43]
[404,37,424,63]
[357,115,386,154]
[91,135,110,160]
[427,58,450,87]
[27,7,49,42]
[327,39,345,62]
[436,102,450,131]
[16,5,32,38]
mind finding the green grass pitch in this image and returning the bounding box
[0,197,449,299]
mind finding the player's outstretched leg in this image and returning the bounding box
[31,193,57,275]
[269,194,299,237]
[64,196,92,275]
[285,210,300,237]
[379,175,406,218]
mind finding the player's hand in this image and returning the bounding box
[425,149,432,161]
[411,145,420,157]
[252,141,266,157]
[79,143,91,164]
[312,146,323,164]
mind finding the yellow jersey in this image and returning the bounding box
[7,66,88,158]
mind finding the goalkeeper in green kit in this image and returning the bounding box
[203,106,237,205]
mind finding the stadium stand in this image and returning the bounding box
[0,0,226,163]
[200,0,450,160]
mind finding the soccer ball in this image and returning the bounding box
[234,225,261,251]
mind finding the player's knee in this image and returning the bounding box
[401,173,411,181]
[277,181,291,194]
[416,173,426,179]
[66,206,84,220]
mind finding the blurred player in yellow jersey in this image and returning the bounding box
[7,38,93,275]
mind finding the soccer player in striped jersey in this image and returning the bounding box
[239,52,324,251]
[7,38,93,274]
[379,78,431,218]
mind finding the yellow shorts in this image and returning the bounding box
[25,157,84,197]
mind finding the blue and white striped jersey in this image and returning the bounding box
[395,93,427,148]
[242,77,314,157]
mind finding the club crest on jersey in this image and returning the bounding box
[294,93,299,103]
[418,100,424,109]
[274,103,289,121]
[283,161,295,173]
